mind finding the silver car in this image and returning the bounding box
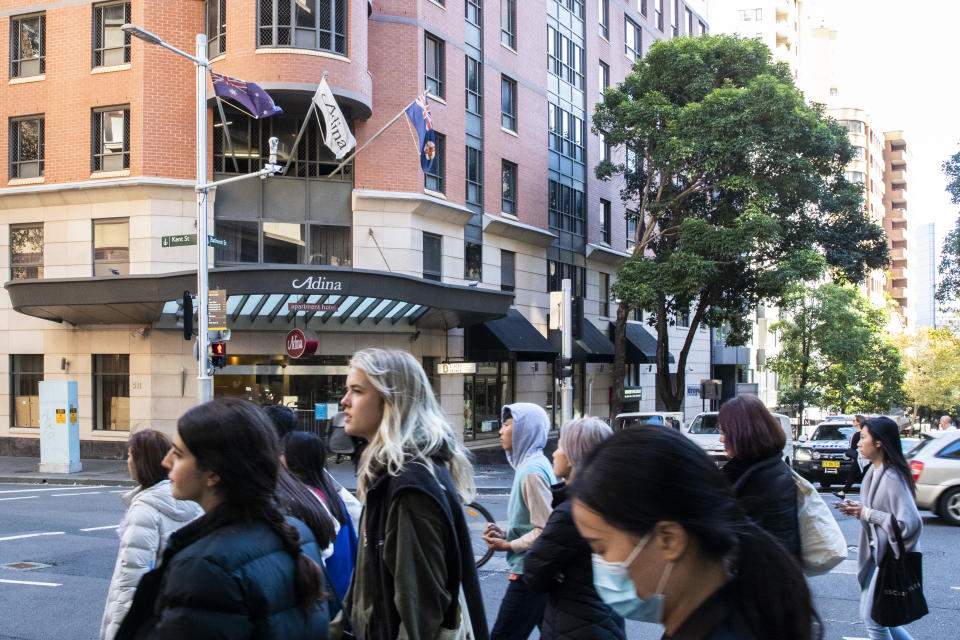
[907,430,960,525]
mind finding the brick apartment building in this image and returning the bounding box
[0,0,710,457]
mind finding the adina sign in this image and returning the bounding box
[285,328,318,359]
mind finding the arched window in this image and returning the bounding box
[257,0,348,56]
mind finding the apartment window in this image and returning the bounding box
[9,115,44,179]
[466,56,482,116]
[626,146,639,173]
[425,33,445,99]
[10,355,43,428]
[10,223,43,280]
[10,13,45,77]
[501,75,517,131]
[501,0,517,48]
[672,0,680,36]
[547,26,584,89]
[500,250,515,292]
[676,306,690,328]
[600,272,611,317]
[548,104,584,162]
[598,61,610,102]
[501,161,518,215]
[466,0,482,26]
[548,260,586,298]
[93,354,130,431]
[625,18,641,60]
[206,0,227,58]
[425,133,446,193]
[738,8,762,22]
[423,232,442,282]
[93,2,131,67]
[93,218,130,276]
[626,215,637,251]
[548,180,585,236]
[257,0,348,55]
[846,171,865,184]
[598,0,609,39]
[92,106,130,172]
[600,199,611,244]
[602,136,611,162]
[465,242,483,281]
[699,20,707,35]
[686,7,693,34]
[466,146,483,206]
[656,0,664,31]
[640,0,648,16]
[309,225,352,266]
[263,222,305,264]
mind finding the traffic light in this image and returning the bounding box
[210,341,226,368]
[558,357,574,380]
[176,291,193,341]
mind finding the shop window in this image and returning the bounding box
[257,0,348,56]
[501,160,517,214]
[466,146,483,206]
[425,33,445,99]
[600,272,611,317]
[425,133,446,193]
[93,1,130,67]
[93,218,130,276]
[10,223,43,280]
[501,75,517,131]
[9,115,44,178]
[500,249,515,292]
[263,222,305,264]
[465,242,483,281]
[501,0,516,48]
[92,106,130,172]
[206,0,227,58]
[423,232,442,281]
[309,225,351,266]
[465,56,482,116]
[93,354,130,431]
[10,13,45,77]
[10,355,43,428]
[464,361,514,440]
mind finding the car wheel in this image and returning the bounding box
[939,487,960,526]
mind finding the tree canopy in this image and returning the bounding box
[894,327,960,419]
[594,35,889,412]
[936,148,960,305]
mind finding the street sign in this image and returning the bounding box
[624,386,643,400]
[207,289,227,330]
[207,236,227,248]
[161,234,197,247]
[437,362,477,375]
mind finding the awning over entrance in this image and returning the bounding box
[574,320,616,362]
[466,309,559,362]
[4,266,513,330]
[612,321,675,364]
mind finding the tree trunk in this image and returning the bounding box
[656,298,707,412]
[610,304,629,421]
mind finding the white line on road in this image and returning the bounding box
[79,525,117,532]
[0,486,106,495]
[50,492,101,497]
[0,531,65,542]
[952,586,960,590]
[0,578,62,587]
[0,496,39,502]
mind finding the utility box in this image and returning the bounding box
[38,381,82,474]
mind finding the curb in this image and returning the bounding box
[0,475,136,487]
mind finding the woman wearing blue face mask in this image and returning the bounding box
[572,427,822,640]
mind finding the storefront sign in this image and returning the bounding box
[288,302,340,312]
[208,289,227,330]
[687,385,700,397]
[291,276,343,291]
[285,328,318,358]
[437,361,477,375]
[624,386,643,400]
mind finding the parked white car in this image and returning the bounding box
[614,411,684,430]
[685,411,793,467]
[907,429,960,526]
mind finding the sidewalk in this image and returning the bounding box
[0,456,516,495]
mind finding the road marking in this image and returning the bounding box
[0,486,105,495]
[0,496,38,502]
[0,578,61,587]
[952,586,960,590]
[79,525,117,532]
[50,491,101,497]
[110,490,126,494]
[0,531,65,542]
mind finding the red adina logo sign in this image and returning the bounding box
[285,329,318,359]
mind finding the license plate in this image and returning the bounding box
[822,461,840,468]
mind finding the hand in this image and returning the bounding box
[484,523,505,539]
[835,499,862,518]
[482,533,512,552]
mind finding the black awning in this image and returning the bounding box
[466,309,559,362]
[549,319,615,363]
[611,321,675,364]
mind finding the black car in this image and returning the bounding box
[793,421,856,489]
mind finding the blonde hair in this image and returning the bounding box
[559,417,613,474]
[351,348,476,503]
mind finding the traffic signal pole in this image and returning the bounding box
[561,278,573,424]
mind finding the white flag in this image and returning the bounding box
[313,77,357,160]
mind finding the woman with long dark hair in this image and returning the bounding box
[282,431,358,601]
[116,398,329,640]
[835,414,868,500]
[718,395,800,558]
[835,416,922,639]
[572,427,822,640]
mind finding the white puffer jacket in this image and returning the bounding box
[99,480,203,640]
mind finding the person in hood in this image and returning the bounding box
[330,349,488,640]
[100,429,203,640]
[484,402,556,639]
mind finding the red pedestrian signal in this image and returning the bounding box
[211,342,226,368]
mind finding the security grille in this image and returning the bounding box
[93,2,131,67]
[10,14,45,77]
[9,116,44,179]
[92,107,130,172]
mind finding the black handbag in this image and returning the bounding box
[870,516,928,627]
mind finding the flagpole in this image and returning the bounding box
[282,101,316,177]
[326,104,410,178]
[213,94,241,173]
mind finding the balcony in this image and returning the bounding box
[890,267,905,280]
[892,256,907,269]
[890,216,907,231]
[887,228,905,242]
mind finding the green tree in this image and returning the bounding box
[936,148,960,305]
[894,327,960,419]
[594,35,888,415]
[767,287,821,433]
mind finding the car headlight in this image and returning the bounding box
[796,449,812,461]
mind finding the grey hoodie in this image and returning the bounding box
[502,402,550,469]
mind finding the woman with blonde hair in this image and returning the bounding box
[332,348,488,640]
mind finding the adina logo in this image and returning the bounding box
[285,329,318,359]
[291,276,343,291]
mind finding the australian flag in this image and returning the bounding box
[404,93,436,173]
[210,71,282,119]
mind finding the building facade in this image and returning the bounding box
[882,129,910,327]
[0,0,710,457]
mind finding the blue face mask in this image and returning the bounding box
[591,533,674,623]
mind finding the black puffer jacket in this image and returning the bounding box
[522,484,626,640]
[723,455,801,559]
[116,513,329,640]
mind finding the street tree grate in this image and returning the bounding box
[1,561,51,571]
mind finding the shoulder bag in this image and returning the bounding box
[792,470,847,575]
[870,515,928,627]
